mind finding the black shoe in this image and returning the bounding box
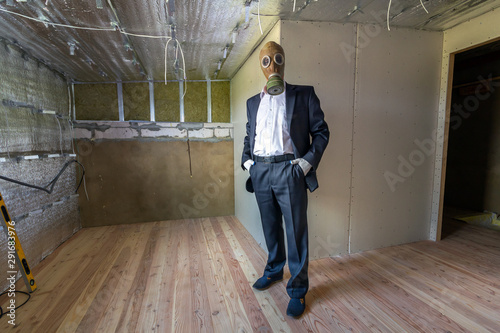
[252,275,283,290]
[287,298,306,317]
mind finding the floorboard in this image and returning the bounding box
[1,216,499,332]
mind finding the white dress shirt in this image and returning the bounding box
[253,86,293,157]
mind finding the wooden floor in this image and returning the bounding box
[1,216,499,332]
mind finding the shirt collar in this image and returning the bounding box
[260,81,286,99]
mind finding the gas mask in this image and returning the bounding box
[259,41,285,95]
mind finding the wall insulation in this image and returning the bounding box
[74,80,231,123]
[74,121,234,227]
[0,40,80,292]
[154,82,180,122]
[123,82,150,121]
[74,84,118,121]
[212,81,231,123]
[184,82,208,122]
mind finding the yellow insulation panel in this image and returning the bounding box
[211,81,230,123]
[184,82,207,122]
[123,82,150,121]
[154,82,180,122]
[75,84,118,120]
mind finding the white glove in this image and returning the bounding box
[243,159,255,171]
[290,158,312,175]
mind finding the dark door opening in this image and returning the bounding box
[442,40,500,236]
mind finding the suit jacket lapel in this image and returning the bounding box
[249,94,261,154]
[286,83,296,131]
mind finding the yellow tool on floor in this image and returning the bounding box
[0,191,37,293]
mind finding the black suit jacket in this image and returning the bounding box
[242,83,330,192]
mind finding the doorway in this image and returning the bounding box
[441,40,500,237]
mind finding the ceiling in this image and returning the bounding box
[1,0,500,83]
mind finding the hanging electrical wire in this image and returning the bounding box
[387,0,392,31]
[387,0,429,31]
[258,0,263,35]
[420,0,429,14]
[2,108,10,159]
[0,8,171,38]
[164,38,173,84]
[55,116,64,155]
[0,160,85,194]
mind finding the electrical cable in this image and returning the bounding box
[0,8,115,31]
[55,116,64,155]
[67,119,75,155]
[0,290,31,320]
[0,8,171,38]
[420,0,429,14]
[177,41,188,98]
[164,38,173,84]
[0,160,85,194]
[258,0,263,35]
[2,108,10,159]
[387,0,392,31]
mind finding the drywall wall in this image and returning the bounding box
[430,8,500,240]
[348,24,442,252]
[232,22,281,251]
[74,121,234,226]
[233,20,443,257]
[280,21,356,257]
[0,40,80,292]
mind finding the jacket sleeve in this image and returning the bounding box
[241,98,253,170]
[302,87,329,170]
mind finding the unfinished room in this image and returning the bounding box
[1,0,499,331]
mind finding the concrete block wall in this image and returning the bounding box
[0,40,80,292]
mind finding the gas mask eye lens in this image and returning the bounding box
[274,53,284,65]
[261,55,271,68]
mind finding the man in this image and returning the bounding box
[241,41,329,317]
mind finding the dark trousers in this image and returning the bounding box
[250,160,309,298]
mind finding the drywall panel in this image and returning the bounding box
[350,25,442,252]
[430,8,500,240]
[211,81,231,123]
[184,82,208,122]
[75,84,119,120]
[123,82,149,121]
[232,22,281,249]
[154,82,180,122]
[280,21,356,258]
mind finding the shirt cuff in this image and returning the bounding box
[298,158,312,175]
[243,159,255,171]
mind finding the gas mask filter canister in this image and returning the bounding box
[266,73,284,95]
